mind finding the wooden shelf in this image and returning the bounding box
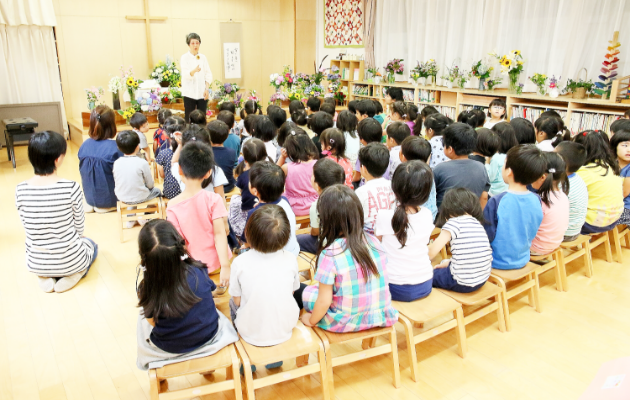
[571,108,625,116]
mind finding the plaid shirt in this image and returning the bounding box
[302,235,398,332]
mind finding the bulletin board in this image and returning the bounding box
[219,22,243,85]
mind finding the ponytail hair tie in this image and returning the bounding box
[548,168,556,173]
[291,130,296,136]
[191,137,196,141]
[330,138,335,144]
[181,254,189,261]
[402,114,407,118]
[583,132,587,136]
[96,113,101,121]
[557,131,562,136]
[139,265,146,272]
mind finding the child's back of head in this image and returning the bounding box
[413,105,439,136]
[179,141,215,180]
[400,136,431,163]
[358,143,389,178]
[218,101,236,114]
[307,97,320,112]
[284,130,318,162]
[534,116,564,147]
[313,158,346,190]
[207,120,230,145]
[277,121,300,147]
[182,124,211,146]
[291,109,308,127]
[289,99,305,115]
[130,112,148,130]
[267,105,287,129]
[27,131,67,175]
[320,102,336,118]
[189,109,207,126]
[320,128,346,159]
[610,118,630,136]
[471,109,486,128]
[249,161,285,202]
[347,100,359,115]
[457,110,479,129]
[253,115,276,142]
[536,152,569,207]
[474,128,500,157]
[424,113,452,137]
[442,122,476,156]
[510,118,536,144]
[386,122,411,146]
[236,138,269,176]
[573,130,620,174]
[337,110,358,135]
[308,111,334,136]
[164,116,187,152]
[386,87,403,102]
[240,99,261,120]
[216,110,235,129]
[157,108,173,128]
[505,144,547,185]
[492,122,518,154]
[245,205,290,253]
[116,130,141,155]
[355,100,376,118]
[357,118,383,144]
[436,188,484,227]
[555,141,587,174]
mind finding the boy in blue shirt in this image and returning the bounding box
[215,111,241,168]
[483,145,546,270]
[208,120,236,192]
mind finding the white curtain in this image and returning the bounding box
[0,0,57,26]
[375,0,629,91]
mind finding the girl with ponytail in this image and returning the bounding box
[374,161,435,302]
[534,116,564,151]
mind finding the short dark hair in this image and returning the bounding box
[291,109,308,126]
[610,130,630,159]
[244,114,261,136]
[555,141,587,174]
[436,188,484,227]
[253,116,276,142]
[245,205,290,253]
[182,124,211,146]
[505,144,546,185]
[492,122,518,154]
[307,97,320,112]
[400,136,431,162]
[289,100,305,115]
[207,120,229,145]
[347,100,360,114]
[358,143,389,177]
[610,118,630,135]
[355,100,376,117]
[386,122,411,145]
[189,109,206,125]
[457,110,479,128]
[267,105,287,129]
[424,113,451,137]
[186,32,201,45]
[324,97,335,105]
[625,109,630,119]
[116,130,140,155]
[313,158,346,189]
[250,161,285,202]
[443,122,477,156]
[320,102,336,117]
[510,118,536,144]
[28,131,67,175]
[471,109,486,127]
[336,110,358,133]
[130,112,148,129]
[158,108,173,127]
[357,118,383,143]
[277,121,298,147]
[534,116,564,147]
[88,105,117,140]
[218,102,236,114]
[373,99,383,114]
[284,130,317,162]
[386,87,403,102]
[308,111,334,135]
[179,142,215,179]
[474,128,500,157]
[216,110,235,129]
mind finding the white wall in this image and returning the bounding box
[315,0,365,70]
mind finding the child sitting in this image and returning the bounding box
[468,128,498,165]
[611,130,630,225]
[291,109,315,139]
[208,120,236,192]
[375,161,435,301]
[239,100,262,138]
[277,130,319,216]
[355,100,376,122]
[301,185,399,332]
[405,104,418,133]
[129,112,151,162]
[136,220,237,371]
[373,99,386,124]
[528,152,570,255]
[320,102,336,122]
[400,136,437,220]
[429,188,492,292]
[153,108,172,158]
[573,130,624,233]
[382,101,408,137]
[534,116,564,152]
[156,116,185,199]
[267,105,287,130]
[320,128,354,188]
[457,110,479,129]
[434,123,490,209]
[309,111,334,155]
[275,121,300,162]
[483,145,546,270]
[384,122,411,180]
[483,99,506,129]
[510,118,536,144]
[166,142,231,281]
[336,110,360,166]
[216,110,241,167]
[254,116,279,162]
[355,143,396,234]
[412,105,439,137]
[242,161,300,256]
[296,158,346,254]
[16,131,97,293]
[554,142,588,241]
[353,118,388,186]
[289,99,305,120]
[189,109,207,126]
[306,97,321,114]
[229,206,302,354]
[113,131,162,227]
[487,122,519,196]
[425,113,452,168]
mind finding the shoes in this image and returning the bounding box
[94,206,117,213]
[240,364,257,375]
[265,361,283,369]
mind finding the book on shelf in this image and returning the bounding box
[353,69,359,81]
[511,106,567,124]
[341,68,350,80]
[462,105,489,113]
[402,89,414,102]
[419,104,456,120]
[418,90,437,103]
[569,112,621,134]
[353,85,369,96]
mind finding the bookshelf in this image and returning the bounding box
[330,59,364,94]
[347,81,629,134]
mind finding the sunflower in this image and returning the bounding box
[513,50,521,56]
[176,81,181,87]
[517,60,523,66]
[501,58,512,68]
[133,81,139,88]
[126,77,135,87]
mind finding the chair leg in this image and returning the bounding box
[583,241,593,278]
[314,327,335,400]
[603,233,613,263]
[296,354,309,367]
[491,276,511,331]
[118,203,124,243]
[454,307,467,358]
[389,327,401,389]
[317,342,331,400]
[527,273,535,308]
[398,315,419,382]
[361,337,377,349]
[555,250,568,292]
[228,346,243,400]
[612,228,624,264]
[532,271,542,313]
[148,369,160,399]
[552,255,563,292]
[494,293,507,333]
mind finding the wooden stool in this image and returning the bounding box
[148,344,242,400]
[117,198,164,242]
[618,224,630,248]
[297,252,317,282]
[490,263,543,331]
[225,186,241,203]
[430,227,448,259]
[151,160,162,184]
[313,325,401,399]
[560,235,593,288]
[234,322,330,400]
[610,225,626,263]
[438,280,507,332]
[393,291,466,382]
[161,197,169,216]
[589,231,613,263]
[295,215,311,229]
[530,248,566,292]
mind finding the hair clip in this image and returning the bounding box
[96,114,101,121]
[330,138,335,144]
[548,168,556,173]
[402,114,407,118]
[291,130,296,135]
[191,137,196,141]
[181,254,189,261]
[139,265,146,272]
[583,132,587,136]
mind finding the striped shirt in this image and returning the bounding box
[15,180,95,277]
[442,215,492,286]
[565,174,588,237]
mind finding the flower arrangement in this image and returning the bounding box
[213,80,241,108]
[151,56,180,87]
[137,88,162,112]
[457,71,469,89]
[206,109,214,118]
[85,86,104,110]
[424,59,439,78]
[471,60,492,80]
[486,77,502,90]
[517,83,524,95]
[333,90,346,104]
[549,75,561,90]
[490,50,524,92]
[108,77,123,94]
[367,66,380,80]
[170,87,182,99]
[282,65,294,89]
[247,89,263,110]
[441,64,462,83]
[304,84,325,98]
[120,65,142,100]
[327,65,341,95]
[311,56,329,85]
[385,58,404,83]
[160,89,173,104]
[269,91,287,105]
[294,72,310,87]
[529,73,548,95]
[564,78,594,94]
[118,106,136,121]
[269,73,285,90]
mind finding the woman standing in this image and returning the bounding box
[78,105,123,212]
[180,33,213,122]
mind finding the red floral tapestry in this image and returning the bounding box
[324,0,364,48]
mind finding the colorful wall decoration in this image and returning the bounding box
[323,0,364,48]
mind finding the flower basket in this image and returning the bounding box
[572,68,589,99]
[159,81,170,88]
[175,98,183,103]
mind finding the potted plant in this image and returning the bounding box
[486,77,502,91]
[84,86,104,111]
[151,57,180,88]
[385,58,404,83]
[108,77,123,110]
[471,60,492,91]
[565,77,594,99]
[367,67,379,82]
[457,71,469,89]
[170,87,183,103]
[529,73,549,96]
[549,75,561,98]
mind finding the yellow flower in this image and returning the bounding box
[514,50,521,56]
[517,61,523,65]
[176,81,181,87]
[542,74,547,78]
[501,58,512,67]
[126,77,135,86]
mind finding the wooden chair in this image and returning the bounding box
[430,227,448,259]
[617,224,630,248]
[392,291,466,382]
[313,325,401,399]
[530,248,566,292]
[117,198,164,242]
[148,344,242,400]
[151,160,162,184]
[297,252,317,282]
[234,322,330,400]
[490,263,543,331]
[609,225,626,263]
[560,235,593,289]
[295,215,311,229]
[589,231,613,263]
[438,280,507,333]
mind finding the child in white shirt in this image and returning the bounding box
[129,112,151,162]
[384,122,411,180]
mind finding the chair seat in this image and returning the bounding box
[560,235,590,248]
[431,227,441,237]
[492,263,541,281]
[530,252,554,262]
[437,282,503,306]
[317,325,393,344]
[297,254,315,272]
[392,291,460,323]
[155,345,233,379]
[238,322,321,365]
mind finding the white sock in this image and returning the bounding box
[126,221,137,229]
[38,276,55,293]
[138,218,148,226]
[54,271,85,293]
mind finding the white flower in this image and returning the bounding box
[270,73,279,81]
[142,92,150,99]
[141,105,149,111]
[174,69,179,74]
[156,68,162,73]
[169,70,173,73]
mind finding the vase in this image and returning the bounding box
[572,87,587,99]
[446,81,453,89]
[387,73,396,84]
[112,93,121,110]
[537,87,547,97]
[419,77,426,86]
[549,87,559,98]
[508,73,520,94]
[478,78,486,91]
[88,101,95,111]
[427,75,435,87]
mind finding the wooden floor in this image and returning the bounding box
[2,142,630,400]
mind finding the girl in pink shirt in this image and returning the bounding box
[320,128,353,188]
[277,130,319,216]
[166,142,231,285]
[529,152,570,255]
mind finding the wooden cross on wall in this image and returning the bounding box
[125,0,167,69]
